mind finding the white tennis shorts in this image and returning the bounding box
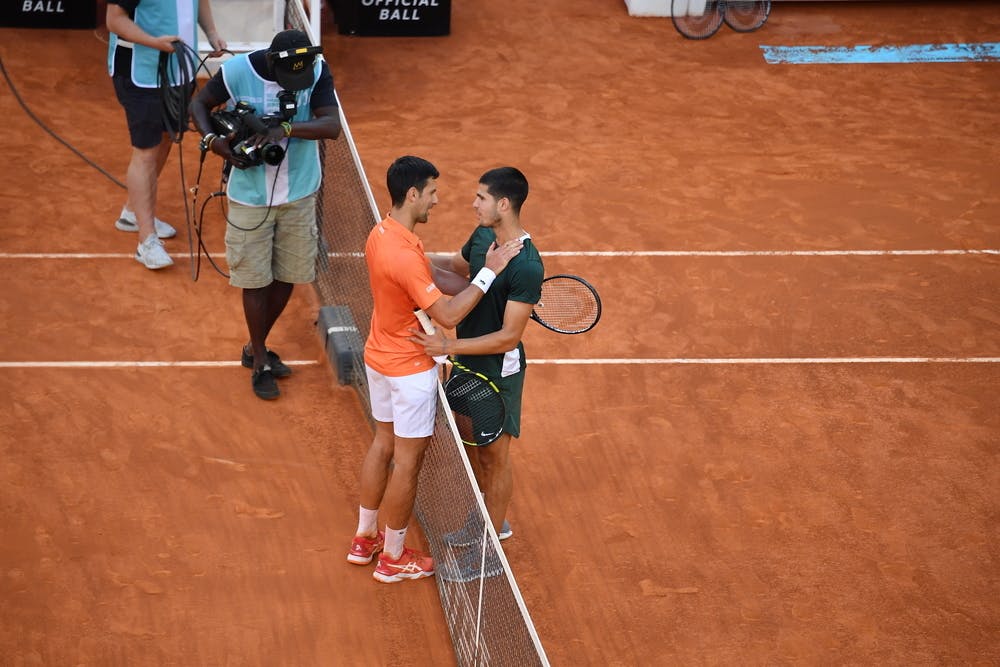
[365,364,438,438]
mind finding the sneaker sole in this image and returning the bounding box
[441,571,502,583]
[347,554,377,565]
[440,561,503,584]
[440,546,505,583]
[134,253,173,270]
[347,544,382,565]
[373,569,434,583]
[241,350,292,378]
[254,389,280,400]
[117,218,177,239]
[445,522,511,547]
[444,532,478,548]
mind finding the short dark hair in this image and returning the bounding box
[480,167,529,214]
[387,156,439,208]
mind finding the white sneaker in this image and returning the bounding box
[116,208,177,239]
[135,234,174,270]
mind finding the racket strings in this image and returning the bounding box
[534,280,601,332]
[444,371,506,446]
[447,375,499,410]
[671,0,725,39]
[723,0,770,32]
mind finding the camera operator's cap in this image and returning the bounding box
[267,29,322,91]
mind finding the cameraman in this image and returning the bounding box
[190,30,341,400]
[106,0,226,269]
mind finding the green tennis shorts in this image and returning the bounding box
[494,366,526,439]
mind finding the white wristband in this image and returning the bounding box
[471,267,496,293]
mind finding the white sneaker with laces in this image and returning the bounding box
[135,234,174,270]
[116,207,177,239]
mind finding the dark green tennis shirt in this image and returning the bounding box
[456,226,544,379]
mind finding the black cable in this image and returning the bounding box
[4,44,235,282]
[158,40,241,282]
[199,190,231,278]
[187,149,230,282]
[3,39,262,288]
[157,40,200,143]
[159,41,230,142]
[223,157,286,233]
[0,53,126,190]
[183,57,292,281]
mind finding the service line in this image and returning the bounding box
[2,249,999,260]
[530,357,1000,365]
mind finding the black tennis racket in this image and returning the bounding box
[444,359,506,447]
[530,274,602,334]
[671,0,725,40]
[723,0,771,33]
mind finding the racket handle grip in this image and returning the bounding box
[414,309,447,364]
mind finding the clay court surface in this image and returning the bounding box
[2,0,999,664]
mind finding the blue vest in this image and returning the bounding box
[220,54,324,207]
[107,0,200,88]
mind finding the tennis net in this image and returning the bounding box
[283,1,549,664]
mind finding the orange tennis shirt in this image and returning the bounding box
[364,216,443,376]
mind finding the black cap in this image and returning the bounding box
[267,30,320,91]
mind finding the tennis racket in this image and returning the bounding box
[444,359,506,447]
[671,0,725,40]
[723,0,770,32]
[530,274,602,334]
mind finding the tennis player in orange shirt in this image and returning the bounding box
[348,156,522,583]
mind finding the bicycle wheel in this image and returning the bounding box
[671,0,725,40]
[723,0,771,32]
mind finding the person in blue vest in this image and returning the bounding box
[106,0,226,269]
[190,30,341,400]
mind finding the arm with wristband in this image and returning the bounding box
[427,246,503,296]
[419,255,541,359]
[421,239,522,329]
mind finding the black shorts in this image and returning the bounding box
[112,70,191,149]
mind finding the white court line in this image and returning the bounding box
[539,250,1000,257]
[1,249,999,259]
[2,358,998,368]
[0,360,321,369]
[530,357,1000,365]
[0,253,227,259]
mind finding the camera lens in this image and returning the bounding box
[261,144,285,166]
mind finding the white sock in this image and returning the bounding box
[384,526,407,559]
[356,506,378,536]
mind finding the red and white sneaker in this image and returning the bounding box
[373,547,435,583]
[347,532,384,565]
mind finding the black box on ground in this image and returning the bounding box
[317,305,363,385]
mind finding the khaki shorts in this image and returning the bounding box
[225,193,318,289]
